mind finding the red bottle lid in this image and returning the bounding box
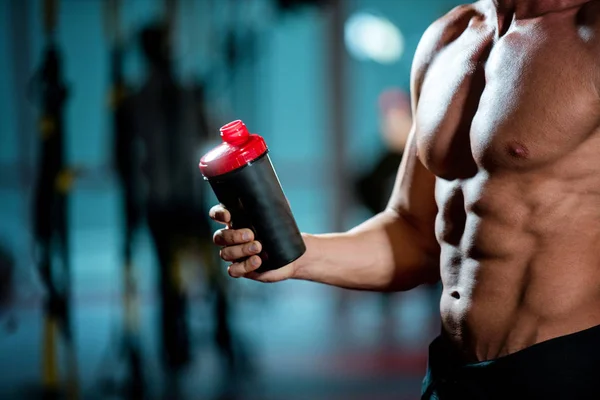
[199,120,268,178]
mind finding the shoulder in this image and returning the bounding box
[410,2,486,99]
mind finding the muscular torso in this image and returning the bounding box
[416,0,600,361]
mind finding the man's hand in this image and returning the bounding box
[209,204,299,282]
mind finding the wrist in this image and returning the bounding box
[291,233,320,280]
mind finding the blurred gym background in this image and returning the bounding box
[0,0,461,399]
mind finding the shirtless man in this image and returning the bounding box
[210,1,600,398]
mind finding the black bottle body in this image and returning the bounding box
[207,152,305,272]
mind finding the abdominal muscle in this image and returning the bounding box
[436,172,600,362]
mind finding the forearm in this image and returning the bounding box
[292,210,440,291]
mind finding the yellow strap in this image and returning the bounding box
[108,84,127,110]
[42,316,59,389]
[123,263,140,334]
[55,169,76,194]
[39,116,56,140]
[170,249,185,293]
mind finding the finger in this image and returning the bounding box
[220,241,262,262]
[209,204,231,225]
[213,228,254,246]
[227,255,262,278]
[246,264,294,283]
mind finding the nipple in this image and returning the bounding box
[220,119,249,146]
[507,141,529,159]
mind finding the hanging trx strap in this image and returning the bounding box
[162,0,186,302]
[43,0,57,37]
[104,0,127,109]
[40,0,60,392]
[38,0,57,142]
[160,0,193,372]
[102,1,144,397]
[37,0,78,397]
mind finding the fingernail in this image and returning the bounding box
[251,256,261,266]
[249,243,258,253]
[242,232,251,241]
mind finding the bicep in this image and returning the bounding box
[386,125,438,253]
[385,19,447,252]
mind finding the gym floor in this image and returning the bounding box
[0,187,439,400]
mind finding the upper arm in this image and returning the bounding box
[386,129,438,252]
[386,5,474,253]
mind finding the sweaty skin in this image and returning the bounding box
[211,0,600,362]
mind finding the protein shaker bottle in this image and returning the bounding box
[199,120,306,272]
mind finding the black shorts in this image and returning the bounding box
[421,324,600,400]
